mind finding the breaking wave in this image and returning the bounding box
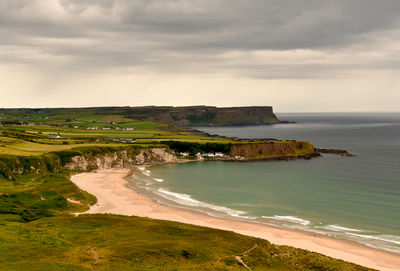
[262,215,311,226]
[155,188,249,218]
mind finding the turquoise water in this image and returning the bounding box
[130,113,400,254]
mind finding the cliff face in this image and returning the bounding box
[64,148,177,171]
[0,148,177,180]
[0,142,318,181]
[157,106,280,126]
[212,107,278,125]
[230,141,316,159]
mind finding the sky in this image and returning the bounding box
[1,0,400,112]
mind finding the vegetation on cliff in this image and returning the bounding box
[161,140,232,156]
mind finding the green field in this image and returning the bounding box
[0,114,232,156]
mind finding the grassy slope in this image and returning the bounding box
[0,214,371,271]
[0,172,95,220]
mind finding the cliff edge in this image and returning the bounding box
[140,106,280,126]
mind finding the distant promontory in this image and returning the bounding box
[0,106,280,126]
[131,106,280,126]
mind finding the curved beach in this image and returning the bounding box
[71,168,400,271]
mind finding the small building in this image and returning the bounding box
[122,138,135,143]
[196,152,204,160]
[111,138,136,144]
[103,127,111,130]
[125,127,134,131]
[202,152,226,158]
[48,133,62,139]
[73,125,79,129]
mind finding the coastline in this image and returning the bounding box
[71,168,400,271]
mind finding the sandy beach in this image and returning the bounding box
[71,168,400,271]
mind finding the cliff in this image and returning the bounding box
[142,106,280,126]
[230,141,317,160]
[0,146,177,180]
[64,148,177,171]
[0,141,318,180]
[0,106,280,127]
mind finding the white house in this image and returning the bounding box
[48,134,61,139]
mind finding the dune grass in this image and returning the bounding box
[0,213,372,271]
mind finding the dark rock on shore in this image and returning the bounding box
[279,120,297,124]
[315,148,356,157]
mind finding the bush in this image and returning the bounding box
[161,141,231,156]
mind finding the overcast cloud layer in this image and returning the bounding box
[1,0,400,111]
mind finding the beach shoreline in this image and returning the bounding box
[71,168,400,271]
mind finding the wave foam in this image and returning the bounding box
[346,233,400,246]
[154,178,164,183]
[142,170,151,176]
[318,224,364,233]
[155,188,246,217]
[262,215,311,226]
[137,167,151,176]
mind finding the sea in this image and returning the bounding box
[128,113,400,254]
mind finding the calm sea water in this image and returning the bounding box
[130,113,400,254]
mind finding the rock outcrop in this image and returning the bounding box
[315,148,356,157]
[64,148,178,171]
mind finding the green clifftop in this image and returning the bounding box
[0,105,280,127]
[158,106,279,126]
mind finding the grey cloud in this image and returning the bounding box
[1,0,400,78]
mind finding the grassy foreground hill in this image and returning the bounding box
[0,214,371,271]
[0,108,372,270]
[0,171,370,270]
